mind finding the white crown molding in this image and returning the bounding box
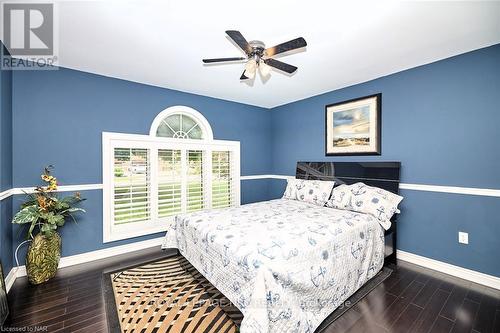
[397,250,500,290]
[8,236,164,292]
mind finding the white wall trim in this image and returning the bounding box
[399,183,500,197]
[397,250,500,290]
[241,174,293,180]
[242,175,500,197]
[5,239,498,292]
[11,183,104,195]
[7,236,165,292]
[1,176,499,202]
[5,266,18,293]
[0,188,13,201]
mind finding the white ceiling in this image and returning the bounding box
[54,0,500,108]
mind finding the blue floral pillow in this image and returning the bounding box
[326,182,403,230]
[283,179,335,206]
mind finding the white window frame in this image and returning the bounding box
[102,107,240,243]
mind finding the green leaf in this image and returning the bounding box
[40,223,57,236]
[61,195,85,205]
[13,206,40,225]
[20,198,37,209]
[54,200,69,210]
[48,214,64,226]
[39,212,54,222]
[28,221,37,239]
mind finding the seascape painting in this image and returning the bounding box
[325,94,381,155]
[332,106,370,147]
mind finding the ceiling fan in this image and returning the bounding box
[202,30,307,80]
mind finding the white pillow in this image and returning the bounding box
[325,184,350,209]
[326,182,403,230]
[283,179,335,206]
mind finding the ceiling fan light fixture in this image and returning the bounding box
[244,59,257,79]
[203,31,307,81]
[259,61,271,77]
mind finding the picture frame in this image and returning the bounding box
[325,93,381,156]
[0,261,9,326]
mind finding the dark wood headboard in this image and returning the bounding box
[296,161,400,194]
[296,161,401,266]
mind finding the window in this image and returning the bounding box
[212,151,234,209]
[113,148,150,224]
[156,114,204,139]
[103,106,240,242]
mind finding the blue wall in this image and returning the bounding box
[10,67,273,262]
[270,44,500,277]
[0,44,13,273]
[4,43,500,279]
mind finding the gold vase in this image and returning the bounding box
[26,232,61,285]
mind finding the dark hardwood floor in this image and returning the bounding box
[5,248,500,333]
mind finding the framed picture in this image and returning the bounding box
[0,261,8,326]
[325,93,381,156]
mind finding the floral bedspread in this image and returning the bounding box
[162,199,385,333]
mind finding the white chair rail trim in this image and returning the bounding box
[0,177,499,201]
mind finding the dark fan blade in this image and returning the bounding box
[226,30,252,55]
[240,70,249,80]
[203,57,246,63]
[265,58,298,74]
[265,37,307,57]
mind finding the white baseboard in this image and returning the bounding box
[7,236,164,292]
[6,239,499,293]
[5,267,18,293]
[397,250,500,290]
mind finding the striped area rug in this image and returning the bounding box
[106,256,242,333]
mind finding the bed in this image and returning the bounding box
[162,162,401,333]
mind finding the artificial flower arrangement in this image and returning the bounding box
[12,166,85,284]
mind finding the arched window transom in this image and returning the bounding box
[150,106,214,141]
[157,114,203,139]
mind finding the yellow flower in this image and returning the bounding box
[37,196,48,212]
[41,174,56,182]
[47,180,58,191]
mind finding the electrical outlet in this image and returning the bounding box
[458,231,468,245]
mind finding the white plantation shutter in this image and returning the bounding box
[113,148,150,224]
[103,112,240,243]
[187,150,204,212]
[212,151,234,209]
[157,149,182,218]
